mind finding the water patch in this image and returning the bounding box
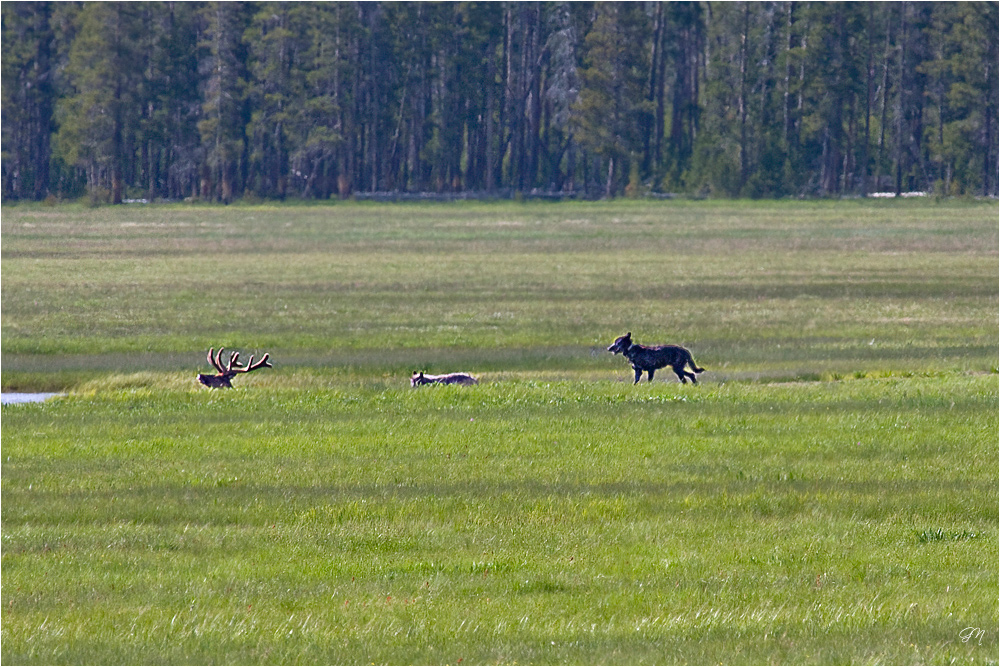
[1,393,62,405]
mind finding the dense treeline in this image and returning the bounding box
[2,1,997,203]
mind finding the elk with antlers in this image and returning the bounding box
[197,347,273,388]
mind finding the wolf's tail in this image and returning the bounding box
[687,352,705,373]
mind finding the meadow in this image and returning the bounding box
[1,199,997,664]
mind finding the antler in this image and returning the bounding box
[207,347,225,373]
[198,347,272,388]
[232,353,272,373]
[225,350,243,372]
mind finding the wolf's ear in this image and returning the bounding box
[626,332,631,337]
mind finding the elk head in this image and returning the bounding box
[197,347,272,388]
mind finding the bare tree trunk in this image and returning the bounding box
[738,2,750,190]
[875,10,892,191]
[860,2,874,195]
[783,2,793,148]
[527,3,542,191]
[894,2,907,196]
[645,1,664,175]
[486,45,497,191]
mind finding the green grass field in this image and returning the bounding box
[2,199,997,664]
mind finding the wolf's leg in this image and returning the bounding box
[673,365,688,383]
[647,369,656,382]
[633,367,642,384]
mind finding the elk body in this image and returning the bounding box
[198,347,272,388]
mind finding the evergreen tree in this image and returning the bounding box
[661,1,704,190]
[796,2,868,195]
[198,1,250,202]
[541,1,581,191]
[140,1,203,200]
[54,2,145,203]
[454,2,505,192]
[1,1,56,200]
[687,1,747,196]
[932,2,999,195]
[1,1,996,202]
[573,2,651,197]
[286,3,349,199]
[245,2,302,198]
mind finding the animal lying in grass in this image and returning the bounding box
[607,332,705,384]
[198,347,272,388]
[410,371,479,387]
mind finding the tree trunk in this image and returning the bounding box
[738,2,750,190]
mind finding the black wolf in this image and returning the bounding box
[410,371,479,387]
[607,332,705,384]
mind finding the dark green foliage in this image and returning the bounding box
[53,3,147,204]
[1,2,55,200]
[2,1,997,202]
[573,3,651,197]
[198,1,251,203]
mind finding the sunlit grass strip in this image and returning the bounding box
[3,373,996,664]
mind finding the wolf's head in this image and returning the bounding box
[410,371,427,387]
[607,332,633,355]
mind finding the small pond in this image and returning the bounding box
[1,393,62,405]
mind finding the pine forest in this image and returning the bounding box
[2,1,997,203]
